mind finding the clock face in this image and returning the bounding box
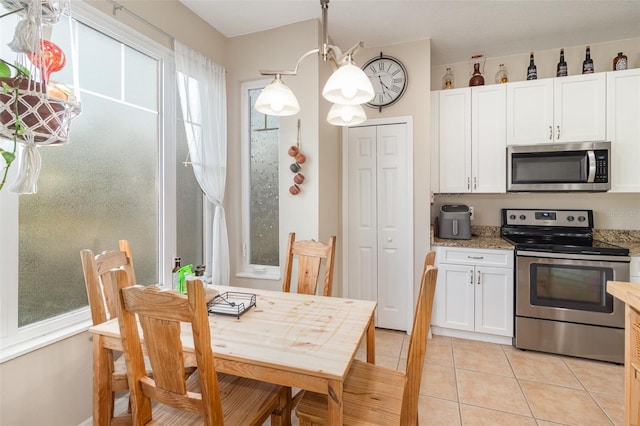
[362,55,408,109]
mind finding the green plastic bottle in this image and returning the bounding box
[176,264,193,294]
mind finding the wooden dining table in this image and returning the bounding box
[89,284,377,425]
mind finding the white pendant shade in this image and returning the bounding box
[322,60,374,105]
[326,103,367,126]
[254,77,300,116]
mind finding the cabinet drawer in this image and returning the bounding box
[437,247,514,268]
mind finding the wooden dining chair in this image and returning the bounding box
[282,232,336,297]
[115,271,290,426]
[295,263,439,426]
[81,240,137,425]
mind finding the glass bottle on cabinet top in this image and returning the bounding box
[582,46,594,74]
[469,62,485,86]
[442,67,455,89]
[495,64,509,83]
[613,52,628,70]
[526,52,537,80]
[556,48,568,77]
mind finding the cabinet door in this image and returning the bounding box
[472,85,506,193]
[506,79,553,145]
[433,263,475,331]
[631,257,640,283]
[607,69,640,192]
[439,88,471,193]
[474,266,514,337]
[554,73,606,143]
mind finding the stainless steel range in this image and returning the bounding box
[501,208,630,363]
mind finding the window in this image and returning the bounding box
[237,80,279,279]
[0,3,202,361]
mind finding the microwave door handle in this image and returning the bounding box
[587,150,596,183]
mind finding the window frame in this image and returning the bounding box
[236,79,280,281]
[0,2,177,363]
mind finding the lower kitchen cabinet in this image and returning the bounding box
[432,246,514,343]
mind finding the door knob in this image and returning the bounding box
[387,237,392,242]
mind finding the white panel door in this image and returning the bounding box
[376,124,409,330]
[435,263,475,331]
[439,88,471,192]
[472,85,506,193]
[347,126,377,303]
[346,123,410,331]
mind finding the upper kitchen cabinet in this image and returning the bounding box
[507,73,606,145]
[607,68,640,193]
[438,85,506,193]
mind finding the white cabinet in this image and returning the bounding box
[631,257,640,284]
[506,74,606,145]
[607,68,640,192]
[437,85,506,193]
[432,247,514,338]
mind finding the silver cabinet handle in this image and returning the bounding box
[468,256,484,260]
[477,271,481,285]
[473,176,477,190]
[557,125,560,140]
[469,270,474,285]
[467,177,470,190]
[549,125,553,140]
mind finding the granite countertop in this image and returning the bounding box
[432,226,640,256]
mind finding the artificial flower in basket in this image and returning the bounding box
[0,0,81,194]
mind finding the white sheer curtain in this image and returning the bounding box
[175,41,229,286]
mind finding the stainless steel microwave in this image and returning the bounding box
[507,141,611,192]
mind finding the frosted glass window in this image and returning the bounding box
[77,22,121,98]
[17,23,159,326]
[248,88,279,267]
[124,46,158,110]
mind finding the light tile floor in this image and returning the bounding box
[345,328,625,426]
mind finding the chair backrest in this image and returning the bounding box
[400,262,438,425]
[282,232,336,297]
[423,250,436,270]
[81,240,136,325]
[116,272,223,425]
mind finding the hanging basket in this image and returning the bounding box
[0,76,81,145]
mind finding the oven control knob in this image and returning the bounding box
[519,214,526,220]
[578,216,586,222]
[567,216,574,222]
[509,214,516,220]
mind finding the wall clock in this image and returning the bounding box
[362,53,408,111]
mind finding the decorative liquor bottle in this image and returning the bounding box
[469,62,485,86]
[582,46,594,74]
[526,52,537,80]
[613,52,628,70]
[495,64,509,84]
[442,67,455,89]
[556,48,568,77]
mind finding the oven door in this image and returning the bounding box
[516,251,629,328]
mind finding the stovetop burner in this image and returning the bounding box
[501,208,629,256]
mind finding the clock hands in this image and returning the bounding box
[377,75,390,99]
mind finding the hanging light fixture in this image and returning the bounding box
[326,103,367,126]
[254,0,374,126]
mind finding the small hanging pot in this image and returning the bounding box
[289,184,300,195]
[290,162,300,173]
[293,173,305,184]
[295,153,306,164]
[288,145,299,157]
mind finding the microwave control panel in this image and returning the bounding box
[594,150,608,183]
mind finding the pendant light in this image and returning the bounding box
[326,103,367,126]
[254,75,300,116]
[255,0,373,126]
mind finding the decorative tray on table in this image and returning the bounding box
[207,292,256,319]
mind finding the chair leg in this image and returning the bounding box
[270,387,292,426]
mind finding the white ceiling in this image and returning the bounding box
[178,0,640,66]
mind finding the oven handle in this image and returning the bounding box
[517,250,630,263]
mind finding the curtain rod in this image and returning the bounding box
[105,0,175,44]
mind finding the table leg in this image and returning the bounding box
[366,315,375,364]
[327,379,343,426]
[93,335,114,426]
